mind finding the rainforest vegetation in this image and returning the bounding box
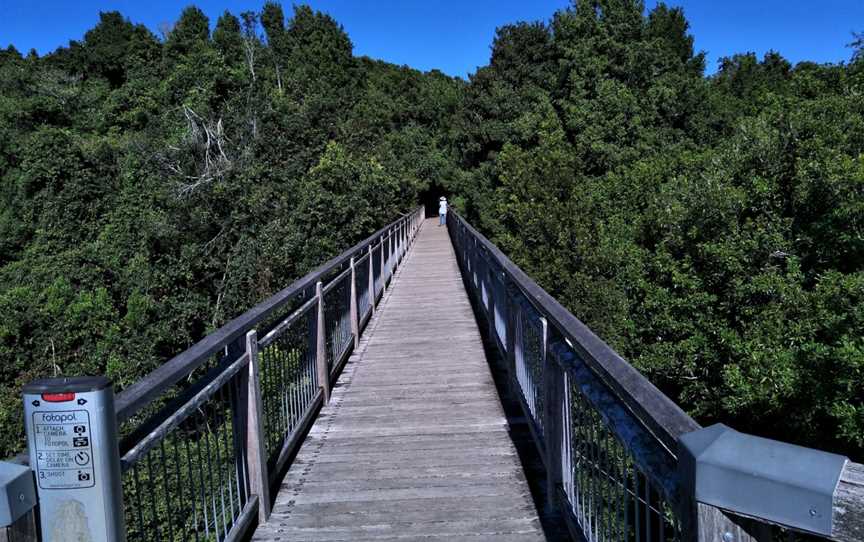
[1,1,862,460]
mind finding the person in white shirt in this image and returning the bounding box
[438,197,448,226]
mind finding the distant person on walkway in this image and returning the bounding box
[439,197,447,226]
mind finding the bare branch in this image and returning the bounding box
[155,105,236,196]
[240,11,259,82]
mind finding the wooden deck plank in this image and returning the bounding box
[252,219,547,541]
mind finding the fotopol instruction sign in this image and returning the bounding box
[23,376,127,541]
[32,409,95,489]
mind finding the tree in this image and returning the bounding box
[0,2,435,458]
[261,2,287,90]
[452,0,864,459]
[164,6,210,61]
[851,31,864,63]
[213,11,244,65]
[81,11,135,86]
[1,0,862,465]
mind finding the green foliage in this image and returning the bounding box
[0,3,454,457]
[260,2,287,52]
[1,0,862,464]
[164,6,210,67]
[451,1,864,459]
[213,11,244,65]
[81,12,136,86]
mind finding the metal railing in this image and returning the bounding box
[113,207,424,541]
[447,212,863,542]
[9,206,861,542]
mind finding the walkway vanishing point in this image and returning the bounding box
[7,206,863,542]
[252,219,550,541]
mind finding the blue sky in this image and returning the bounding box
[3,1,862,77]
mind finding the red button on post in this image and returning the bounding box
[41,392,76,402]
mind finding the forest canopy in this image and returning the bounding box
[1,1,862,461]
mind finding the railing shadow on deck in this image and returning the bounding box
[83,207,424,542]
[446,211,864,542]
[459,253,573,542]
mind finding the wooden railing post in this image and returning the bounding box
[380,236,386,292]
[389,229,395,274]
[411,214,417,244]
[368,245,376,311]
[397,222,402,262]
[503,279,521,425]
[686,505,771,542]
[487,265,496,339]
[349,257,359,349]
[504,284,516,376]
[541,319,564,507]
[244,330,271,522]
[315,281,330,403]
[0,511,38,542]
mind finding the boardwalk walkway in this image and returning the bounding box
[252,218,547,541]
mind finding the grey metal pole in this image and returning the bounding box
[23,377,126,541]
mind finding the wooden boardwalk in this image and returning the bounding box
[252,218,547,541]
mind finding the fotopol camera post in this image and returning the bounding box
[23,376,126,541]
